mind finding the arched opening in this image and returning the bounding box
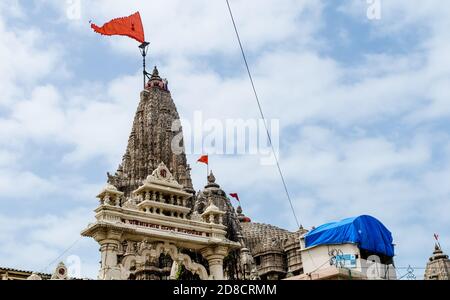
[175,264,201,280]
[173,249,209,280]
[133,253,173,280]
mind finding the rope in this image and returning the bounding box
[225,0,301,229]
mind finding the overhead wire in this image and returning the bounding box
[225,0,301,229]
[40,237,82,274]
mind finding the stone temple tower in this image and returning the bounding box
[424,244,450,280]
[82,66,303,280]
[107,66,194,198]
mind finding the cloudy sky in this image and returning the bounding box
[0,0,449,279]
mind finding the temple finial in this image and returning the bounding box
[208,171,216,184]
[152,66,159,78]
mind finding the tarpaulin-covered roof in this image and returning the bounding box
[305,215,395,257]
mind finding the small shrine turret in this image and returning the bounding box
[97,183,124,207]
[201,198,225,225]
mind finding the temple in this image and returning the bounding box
[424,244,450,280]
[2,67,445,281]
[107,67,194,197]
[81,67,304,280]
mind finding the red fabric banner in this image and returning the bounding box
[197,155,209,165]
[91,12,145,43]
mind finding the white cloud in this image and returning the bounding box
[45,0,324,57]
[0,0,24,19]
[1,0,450,278]
[11,85,65,139]
[0,16,63,107]
[0,169,54,198]
[0,207,99,278]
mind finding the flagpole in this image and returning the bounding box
[435,234,442,249]
[139,42,150,89]
[207,154,209,183]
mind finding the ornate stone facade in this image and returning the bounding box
[240,222,305,279]
[82,67,303,280]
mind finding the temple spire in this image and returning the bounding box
[151,66,160,78]
[108,67,194,197]
[424,242,450,280]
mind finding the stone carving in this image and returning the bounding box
[120,242,208,280]
[107,68,194,197]
[144,162,180,187]
[122,197,139,210]
[193,172,243,242]
[51,262,68,280]
[125,241,136,255]
[97,183,123,206]
[138,240,153,253]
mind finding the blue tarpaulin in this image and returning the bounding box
[305,215,395,257]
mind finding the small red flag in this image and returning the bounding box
[90,12,145,43]
[229,193,240,202]
[197,155,208,165]
[242,216,252,223]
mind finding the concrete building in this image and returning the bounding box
[297,243,396,280]
[290,216,396,280]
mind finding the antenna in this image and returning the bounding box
[139,42,151,89]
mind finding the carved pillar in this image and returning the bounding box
[201,246,228,280]
[95,230,122,280]
[170,261,179,280]
[208,257,224,280]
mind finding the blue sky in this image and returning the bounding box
[0,0,449,279]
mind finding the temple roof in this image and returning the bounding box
[429,244,449,261]
[304,215,395,257]
[240,222,297,254]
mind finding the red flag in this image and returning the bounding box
[229,193,240,202]
[90,12,145,43]
[197,155,208,165]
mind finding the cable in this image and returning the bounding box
[225,0,301,229]
[40,237,82,274]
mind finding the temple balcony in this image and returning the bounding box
[137,200,191,219]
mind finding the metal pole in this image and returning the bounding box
[143,50,146,89]
[139,42,150,89]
